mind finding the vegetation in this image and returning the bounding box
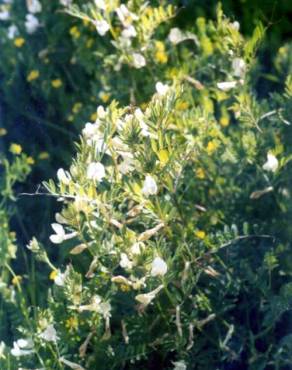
[0,1,291,369]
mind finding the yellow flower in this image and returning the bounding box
[201,36,213,56]
[220,116,230,127]
[0,128,7,136]
[14,37,25,48]
[144,7,154,17]
[279,46,287,56]
[51,79,62,88]
[209,129,218,138]
[38,151,49,160]
[196,168,205,179]
[155,51,168,64]
[9,143,22,155]
[140,102,147,111]
[49,270,58,281]
[90,112,97,122]
[206,140,218,155]
[195,230,206,239]
[120,284,131,292]
[155,41,165,51]
[26,156,35,165]
[167,67,179,80]
[65,316,78,331]
[69,26,81,39]
[176,101,189,110]
[82,19,90,27]
[27,70,40,82]
[72,102,83,114]
[154,41,168,64]
[67,115,74,122]
[86,38,94,48]
[99,91,110,103]
[12,275,22,286]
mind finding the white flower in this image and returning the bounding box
[78,295,111,318]
[96,105,106,119]
[155,82,169,96]
[60,0,72,6]
[119,253,133,269]
[86,133,107,152]
[94,19,110,36]
[135,285,164,306]
[151,257,168,277]
[173,360,187,370]
[111,136,130,152]
[232,58,246,78]
[262,153,278,173]
[39,324,59,342]
[26,0,42,14]
[134,108,143,121]
[87,162,106,182]
[118,34,132,49]
[168,27,198,45]
[121,25,136,38]
[83,121,100,138]
[142,175,158,197]
[99,301,111,318]
[78,295,101,312]
[11,339,34,357]
[217,81,237,91]
[168,28,183,44]
[25,13,40,34]
[116,118,125,131]
[132,53,146,69]
[116,4,138,27]
[49,223,77,244]
[7,24,18,39]
[0,10,10,20]
[53,269,68,286]
[94,0,106,10]
[57,168,71,185]
[130,242,144,256]
[60,357,85,370]
[134,108,150,137]
[26,237,40,252]
[118,156,135,175]
[0,341,5,359]
[112,275,132,285]
[55,212,67,224]
[231,21,240,31]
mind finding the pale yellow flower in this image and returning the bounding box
[14,37,25,48]
[51,79,62,88]
[195,230,206,239]
[12,275,22,286]
[196,168,205,179]
[27,70,39,82]
[9,143,22,155]
[38,151,49,160]
[206,140,218,155]
[49,270,58,281]
[0,128,7,136]
[26,156,35,165]
[69,26,81,39]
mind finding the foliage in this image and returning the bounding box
[0,1,291,370]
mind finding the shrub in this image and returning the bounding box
[0,1,291,370]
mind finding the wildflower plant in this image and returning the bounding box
[0,1,292,370]
[38,81,291,369]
